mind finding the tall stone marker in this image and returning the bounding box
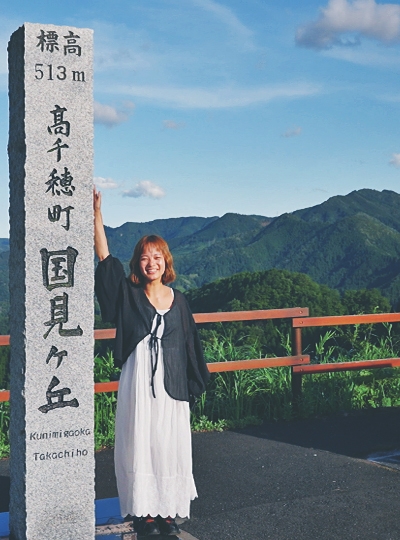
[8,23,94,539]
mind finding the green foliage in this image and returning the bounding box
[342,289,391,315]
[186,268,397,359]
[186,268,344,315]
[0,402,9,458]
[196,332,294,423]
[298,324,400,417]
[93,350,120,450]
[190,415,229,432]
[195,324,400,425]
[94,349,120,383]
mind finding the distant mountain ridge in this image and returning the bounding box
[101,188,400,303]
[0,188,400,305]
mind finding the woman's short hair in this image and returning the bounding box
[129,234,176,285]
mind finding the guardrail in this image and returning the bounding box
[1,308,400,407]
[291,312,400,405]
[0,307,310,402]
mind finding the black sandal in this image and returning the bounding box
[156,515,181,536]
[133,515,161,536]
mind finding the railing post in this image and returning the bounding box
[291,326,303,415]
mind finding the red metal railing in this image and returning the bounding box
[1,308,400,405]
[0,307,310,402]
[290,312,400,404]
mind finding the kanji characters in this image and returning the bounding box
[38,376,79,413]
[64,31,81,56]
[40,246,78,291]
[37,30,59,53]
[47,138,69,163]
[43,292,83,339]
[36,29,83,56]
[48,205,74,231]
[47,105,70,137]
[45,167,75,196]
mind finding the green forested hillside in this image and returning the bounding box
[185,268,391,355]
[173,189,400,303]
[294,188,400,230]
[103,216,218,262]
[247,211,400,295]
[1,188,400,307]
[173,189,400,302]
[186,268,344,314]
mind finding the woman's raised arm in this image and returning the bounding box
[93,188,110,261]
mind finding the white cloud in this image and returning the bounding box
[296,0,400,50]
[191,0,254,42]
[282,126,302,138]
[123,181,165,199]
[93,21,156,73]
[94,176,119,189]
[312,187,329,193]
[94,101,135,127]
[111,82,320,109]
[389,153,400,167]
[163,120,186,130]
[322,42,400,67]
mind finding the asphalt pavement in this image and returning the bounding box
[2,407,400,539]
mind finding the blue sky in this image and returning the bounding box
[1,0,400,236]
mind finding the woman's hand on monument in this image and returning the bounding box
[93,187,102,213]
[93,187,110,260]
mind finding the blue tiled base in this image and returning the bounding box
[95,497,124,526]
[0,497,124,537]
[0,511,8,539]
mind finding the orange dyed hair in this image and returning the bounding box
[129,235,176,285]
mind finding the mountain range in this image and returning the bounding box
[0,188,400,305]
[106,188,400,304]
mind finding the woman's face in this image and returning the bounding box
[139,244,166,284]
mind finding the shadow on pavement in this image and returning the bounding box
[233,407,400,458]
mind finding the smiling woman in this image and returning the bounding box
[139,244,166,283]
[93,188,210,536]
[130,235,175,288]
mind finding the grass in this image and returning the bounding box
[0,402,9,459]
[191,323,400,427]
[1,324,400,456]
[94,349,120,450]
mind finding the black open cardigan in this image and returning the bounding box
[95,255,210,402]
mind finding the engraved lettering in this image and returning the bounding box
[38,376,79,413]
[40,246,78,290]
[37,30,59,53]
[72,70,85,82]
[43,292,83,339]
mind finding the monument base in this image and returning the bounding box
[95,522,136,538]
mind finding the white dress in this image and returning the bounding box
[114,294,198,519]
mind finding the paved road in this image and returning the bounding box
[95,407,400,540]
[3,407,400,539]
[186,410,400,540]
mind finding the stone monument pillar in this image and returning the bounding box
[8,23,94,539]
